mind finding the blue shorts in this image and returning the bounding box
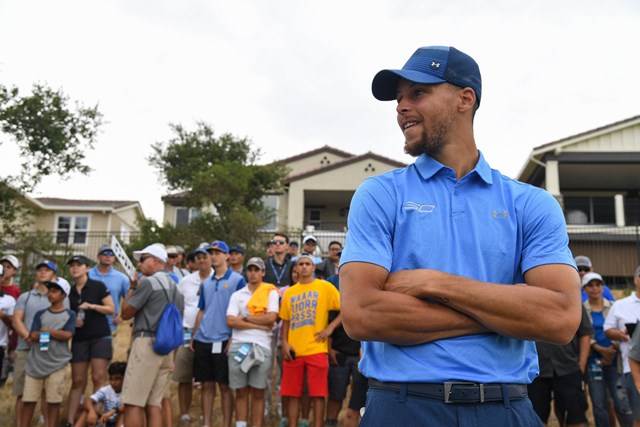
[361,386,542,427]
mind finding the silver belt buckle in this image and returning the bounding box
[444,381,482,403]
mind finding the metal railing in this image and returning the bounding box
[3,225,639,291]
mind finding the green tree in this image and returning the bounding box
[144,122,289,251]
[0,83,103,239]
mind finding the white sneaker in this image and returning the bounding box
[180,414,191,423]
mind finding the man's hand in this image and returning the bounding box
[600,345,617,366]
[329,348,339,366]
[282,341,295,361]
[113,315,123,325]
[99,411,114,425]
[87,408,99,426]
[384,269,448,299]
[315,325,335,342]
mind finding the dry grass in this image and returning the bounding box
[0,320,595,426]
[0,322,286,427]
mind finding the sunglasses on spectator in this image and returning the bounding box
[138,254,153,263]
[168,254,179,258]
[273,240,287,245]
[100,251,115,256]
[578,266,591,272]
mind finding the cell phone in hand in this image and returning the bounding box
[290,349,296,360]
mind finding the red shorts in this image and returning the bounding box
[280,353,329,397]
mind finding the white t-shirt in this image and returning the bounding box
[226,284,279,350]
[177,272,207,330]
[90,384,121,422]
[604,292,640,373]
[0,294,16,348]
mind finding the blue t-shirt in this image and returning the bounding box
[89,266,130,331]
[340,152,575,384]
[589,310,614,364]
[194,269,246,343]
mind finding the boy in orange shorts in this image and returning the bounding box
[280,255,341,427]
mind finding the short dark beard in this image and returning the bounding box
[404,111,456,157]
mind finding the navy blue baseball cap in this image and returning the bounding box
[372,46,482,105]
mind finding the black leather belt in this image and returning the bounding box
[368,379,527,404]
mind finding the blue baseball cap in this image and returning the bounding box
[229,245,245,254]
[36,260,58,273]
[194,242,210,255]
[208,240,229,254]
[372,46,482,105]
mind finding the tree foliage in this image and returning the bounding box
[149,122,288,215]
[0,83,103,192]
[0,83,103,240]
[145,122,289,250]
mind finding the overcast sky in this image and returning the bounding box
[1,0,639,222]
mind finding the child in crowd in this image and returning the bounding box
[74,361,126,427]
[20,277,76,427]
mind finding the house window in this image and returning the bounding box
[564,196,615,225]
[260,195,279,231]
[120,225,131,244]
[56,215,89,244]
[175,208,201,226]
[309,209,322,229]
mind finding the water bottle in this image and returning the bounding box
[40,332,50,351]
[591,359,603,381]
[183,330,192,348]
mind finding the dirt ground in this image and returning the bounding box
[0,320,596,426]
[0,322,308,427]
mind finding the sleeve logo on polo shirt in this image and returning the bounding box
[403,202,435,213]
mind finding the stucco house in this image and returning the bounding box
[5,195,144,255]
[517,114,640,286]
[161,146,406,249]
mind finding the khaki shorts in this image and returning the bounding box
[121,337,172,408]
[228,342,273,390]
[11,349,29,397]
[23,367,67,403]
[171,345,195,383]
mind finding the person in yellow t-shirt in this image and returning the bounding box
[280,255,341,427]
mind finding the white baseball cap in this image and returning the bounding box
[133,243,168,263]
[0,255,20,269]
[581,272,604,287]
[45,277,71,295]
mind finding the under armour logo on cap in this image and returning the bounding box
[431,61,440,69]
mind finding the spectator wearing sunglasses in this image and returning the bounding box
[89,244,131,334]
[263,233,295,289]
[166,245,190,281]
[575,255,615,303]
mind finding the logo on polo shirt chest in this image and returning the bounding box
[403,202,436,213]
[492,210,509,219]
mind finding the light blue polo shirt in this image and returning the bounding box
[89,266,130,331]
[340,151,575,384]
[194,268,246,343]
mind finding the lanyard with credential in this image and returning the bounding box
[269,259,287,286]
